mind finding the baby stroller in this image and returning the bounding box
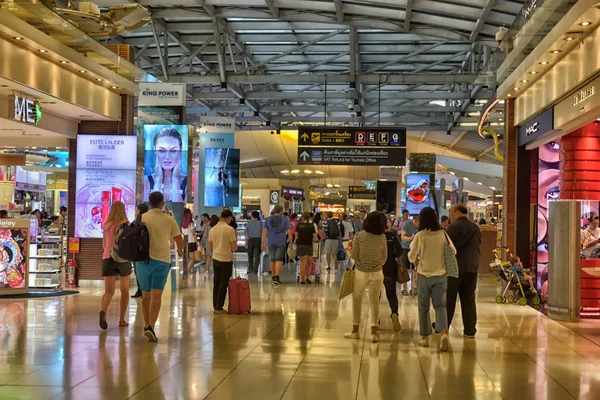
[489,247,540,307]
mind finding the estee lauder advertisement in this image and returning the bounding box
[75,135,138,238]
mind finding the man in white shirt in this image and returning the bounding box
[582,216,600,258]
[341,213,355,260]
[209,209,238,313]
[139,191,184,342]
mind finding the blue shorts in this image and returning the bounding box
[136,259,171,292]
[268,244,287,262]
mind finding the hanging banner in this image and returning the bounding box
[198,116,236,133]
[138,83,186,106]
[410,153,437,173]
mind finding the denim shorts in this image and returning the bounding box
[135,259,171,292]
[268,244,287,262]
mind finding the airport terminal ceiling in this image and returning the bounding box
[91,0,538,165]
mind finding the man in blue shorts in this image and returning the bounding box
[262,204,292,285]
[138,191,184,342]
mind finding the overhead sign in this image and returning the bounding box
[554,74,600,129]
[410,153,437,173]
[348,186,376,200]
[281,186,304,199]
[198,116,236,132]
[138,83,186,106]
[518,108,554,146]
[298,127,406,147]
[269,190,280,204]
[380,167,402,181]
[9,95,42,126]
[298,147,406,166]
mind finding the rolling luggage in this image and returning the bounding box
[260,251,271,275]
[228,256,251,314]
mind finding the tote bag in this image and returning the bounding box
[338,268,355,300]
[443,231,459,278]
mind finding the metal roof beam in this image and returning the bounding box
[169,73,478,85]
[334,0,344,23]
[234,28,348,74]
[470,0,496,42]
[169,35,214,75]
[404,0,413,32]
[366,40,450,73]
[448,131,468,149]
[151,22,169,80]
[192,91,486,100]
[196,105,463,113]
[264,0,280,18]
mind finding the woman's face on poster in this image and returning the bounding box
[155,136,181,171]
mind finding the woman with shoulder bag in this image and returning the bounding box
[99,201,132,330]
[408,207,456,352]
[182,208,201,275]
[383,217,404,332]
[345,212,387,343]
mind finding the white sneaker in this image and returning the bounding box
[391,314,401,332]
[344,331,360,339]
[440,333,449,352]
[418,336,429,347]
[371,333,380,343]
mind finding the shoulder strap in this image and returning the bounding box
[148,175,154,189]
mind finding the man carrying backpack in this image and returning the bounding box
[262,204,292,285]
[320,211,344,271]
[137,191,184,342]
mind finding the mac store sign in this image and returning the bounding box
[518,108,555,147]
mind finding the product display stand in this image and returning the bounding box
[0,219,30,296]
[28,227,66,292]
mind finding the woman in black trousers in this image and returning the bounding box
[383,217,403,332]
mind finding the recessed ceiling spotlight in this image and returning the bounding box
[514,87,520,91]
[315,170,325,175]
[290,169,300,174]
[507,94,513,97]
[334,184,341,188]
[326,183,333,188]
[539,61,549,65]
[111,86,118,89]
[79,70,86,73]
[304,169,312,174]
[96,78,103,82]
[14,37,23,40]
[39,49,47,53]
[564,36,575,41]
[521,79,529,83]
[464,177,469,181]
[280,170,290,174]
[550,50,562,54]
[60,60,69,64]
[580,21,592,26]
[530,71,538,75]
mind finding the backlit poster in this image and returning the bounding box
[405,174,435,215]
[376,181,397,214]
[0,220,29,290]
[204,148,240,207]
[75,135,137,238]
[143,125,189,202]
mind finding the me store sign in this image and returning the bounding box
[8,94,42,126]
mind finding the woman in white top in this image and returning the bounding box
[182,209,200,274]
[408,207,456,352]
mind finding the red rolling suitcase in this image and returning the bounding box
[228,255,251,314]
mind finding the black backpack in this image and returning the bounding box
[327,220,343,239]
[114,222,150,262]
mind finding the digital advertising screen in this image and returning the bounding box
[376,181,397,214]
[204,148,240,208]
[143,125,189,203]
[75,135,138,238]
[0,222,29,290]
[405,173,435,216]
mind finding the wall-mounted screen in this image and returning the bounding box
[143,125,189,202]
[75,135,137,238]
[405,173,435,216]
[376,180,397,214]
[204,148,240,207]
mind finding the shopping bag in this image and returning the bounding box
[397,264,410,284]
[338,268,355,300]
[194,250,202,262]
[443,231,459,278]
[336,242,346,261]
[288,245,297,260]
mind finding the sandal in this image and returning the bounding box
[118,321,129,327]
[99,311,107,330]
[401,290,409,296]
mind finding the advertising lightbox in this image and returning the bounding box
[75,135,137,238]
[405,174,435,216]
[204,148,240,207]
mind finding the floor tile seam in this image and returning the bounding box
[478,313,578,400]
[279,288,349,400]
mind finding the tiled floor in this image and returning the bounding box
[1,261,600,400]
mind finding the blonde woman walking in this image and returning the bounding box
[99,201,132,330]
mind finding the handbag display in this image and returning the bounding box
[397,264,410,284]
[338,268,355,300]
[443,231,459,278]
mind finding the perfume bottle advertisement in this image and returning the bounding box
[75,135,138,239]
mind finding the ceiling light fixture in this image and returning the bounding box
[326,183,333,188]
[79,70,86,73]
[111,86,118,89]
[96,78,103,82]
[60,60,68,64]
[514,87,520,91]
[550,50,562,54]
[39,49,47,53]
[539,61,549,65]
[14,37,23,40]
[521,79,529,83]
[304,170,312,174]
[490,186,496,190]
[290,169,300,174]
[507,94,513,97]
[334,184,341,188]
[280,170,290,174]
[529,71,538,75]
[464,177,469,181]
[449,171,455,176]
[477,182,483,185]
[564,36,575,41]
[580,21,592,26]
[315,170,325,175]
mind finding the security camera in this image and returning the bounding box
[496,27,508,44]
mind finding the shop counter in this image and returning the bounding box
[581,259,600,316]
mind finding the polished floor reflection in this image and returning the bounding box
[0,262,599,400]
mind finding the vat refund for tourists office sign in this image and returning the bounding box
[297,126,407,166]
